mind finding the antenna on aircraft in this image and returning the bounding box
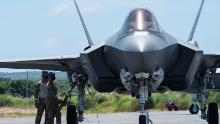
[187,0,205,41]
[73,0,94,48]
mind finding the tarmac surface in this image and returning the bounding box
[0,111,212,124]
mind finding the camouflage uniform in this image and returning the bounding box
[34,80,47,124]
[46,74,61,124]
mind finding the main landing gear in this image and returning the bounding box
[66,71,88,124]
[207,103,219,124]
[190,68,219,124]
[189,104,199,114]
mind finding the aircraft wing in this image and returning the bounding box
[0,55,81,71]
[202,54,220,69]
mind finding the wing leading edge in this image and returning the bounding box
[0,55,81,71]
[202,54,220,69]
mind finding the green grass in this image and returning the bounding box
[0,94,34,107]
[1,91,220,113]
[207,92,220,103]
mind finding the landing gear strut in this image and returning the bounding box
[138,80,152,124]
[120,68,164,124]
[189,94,199,114]
[190,93,207,119]
[76,74,87,122]
[66,71,88,123]
[190,68,219,124]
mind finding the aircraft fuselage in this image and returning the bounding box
[104,31,178,75]
[82,8,203,93]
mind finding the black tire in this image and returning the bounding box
[207,103,219,124]
[66,105,78,124]
[139,115,146,124]
[189,104,199,114]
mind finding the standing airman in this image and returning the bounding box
[34,71,48,124]
[46,72,62,124]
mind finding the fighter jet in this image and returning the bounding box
[0,0,218,124]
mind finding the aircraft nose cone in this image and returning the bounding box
[117,32,167,52]
[134,35,157,52]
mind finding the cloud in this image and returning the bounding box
[81,1,103,13]
[50,1,72,15]
[50,0,103,15]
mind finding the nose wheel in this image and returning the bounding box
[139,113,153,124]
[139,101,153,124]
[139,115,147,124]
[138,86,153,124]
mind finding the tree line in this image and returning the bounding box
[0,77,69,97]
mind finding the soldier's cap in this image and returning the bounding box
[48,72,56,79]
[42,71,48,78]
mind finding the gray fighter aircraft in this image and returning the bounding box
[0,0,218,124]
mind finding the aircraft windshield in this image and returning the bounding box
[122,9,160,33]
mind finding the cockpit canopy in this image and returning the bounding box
[122,8,160,33]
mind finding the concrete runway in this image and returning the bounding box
[0,111,210,124]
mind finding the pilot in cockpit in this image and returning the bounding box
[123,8,159,33]
[129,11,153,31]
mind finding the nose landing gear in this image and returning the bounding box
[120,68,164,124]
[139,113,153,124]
[138,84,153,124]
[138,108,153,124]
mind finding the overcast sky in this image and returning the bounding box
[0,0,219,72]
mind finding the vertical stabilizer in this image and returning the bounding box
[187,0,205,41]
[74,0,94,46]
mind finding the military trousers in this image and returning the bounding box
[46,102,61,124]
[35,99,46,124]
